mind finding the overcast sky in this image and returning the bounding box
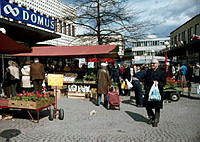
[61,0,200,38]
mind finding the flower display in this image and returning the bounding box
[12,91,54,102]
[164,77,183,89]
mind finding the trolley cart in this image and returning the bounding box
[48,86,64,121]
[47,74,65,121]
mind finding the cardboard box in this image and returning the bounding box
[8,98,55,109]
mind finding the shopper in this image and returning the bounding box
[96,63,111,107]
[30,58,45,93]
[193,63,199,83]
[180,64,187,87]
[21,61,33,92]
[144,59,166,127]
[110,62,122,95]
[121,62,131,96]
[7,60,20,97]
[132,65,147,107]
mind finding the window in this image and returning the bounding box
[174,35,177,46]
[195,24,200,35]
[72,25,75,36]
[144,41,147,46]
[63,22,66,34]
[178,33,181,41]
[59,21,62,33]
[182,31,186,43]
[68,24,71,36]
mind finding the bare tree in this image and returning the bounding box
[64,0,149,45]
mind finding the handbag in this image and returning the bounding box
[121,80,126,89]
[126,79,133,90]
[148,82,161,101]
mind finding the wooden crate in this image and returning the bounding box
[0,99,9,108]
[8,98,55,109]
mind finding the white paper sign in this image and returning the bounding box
[88,62,94,68]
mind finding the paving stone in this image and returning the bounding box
[0,96,199,142]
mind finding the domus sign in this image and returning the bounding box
[0,0,55,31]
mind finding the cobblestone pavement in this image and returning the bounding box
[0,94,200,142]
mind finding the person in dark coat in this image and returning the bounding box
[132,65,147,107]
[97,63,111,107]
[30,58,45,93]
[121,62,131,95]
[144,59,166,127]
[110,63,122,95]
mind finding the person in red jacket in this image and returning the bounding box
[30,58,45,93]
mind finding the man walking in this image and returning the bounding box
[144,59,166,127]
[30,58,45,93]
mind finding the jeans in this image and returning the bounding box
[97,94,108,106]
[10,81,18,97]
[132,80,143,106]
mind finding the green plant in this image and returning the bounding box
[83,72,96,81]
[164,77,183,89]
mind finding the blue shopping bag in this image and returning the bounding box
[148,82,161,101]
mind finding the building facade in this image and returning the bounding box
[169,14,200,64]
[0,0,79,46]
[126,37,170,64]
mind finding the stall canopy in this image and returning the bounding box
[13,45,117,57]
[0,32,32,54]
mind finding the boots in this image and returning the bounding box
[152,122,158,127]
[147,117,154,124]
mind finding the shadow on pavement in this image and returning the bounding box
[125,111,147,122]
[0,129,21,142]
[121,99,136,106]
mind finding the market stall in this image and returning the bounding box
[12,45,118,98]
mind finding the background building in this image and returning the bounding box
[126,37,170,64]
[169,14,200,64]
[0,0,79,46]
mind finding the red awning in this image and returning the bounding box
[0,32,32,54]
[13,45,116,56]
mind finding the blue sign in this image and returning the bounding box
[0,0,55,31]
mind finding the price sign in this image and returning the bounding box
[48,74,64,86]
